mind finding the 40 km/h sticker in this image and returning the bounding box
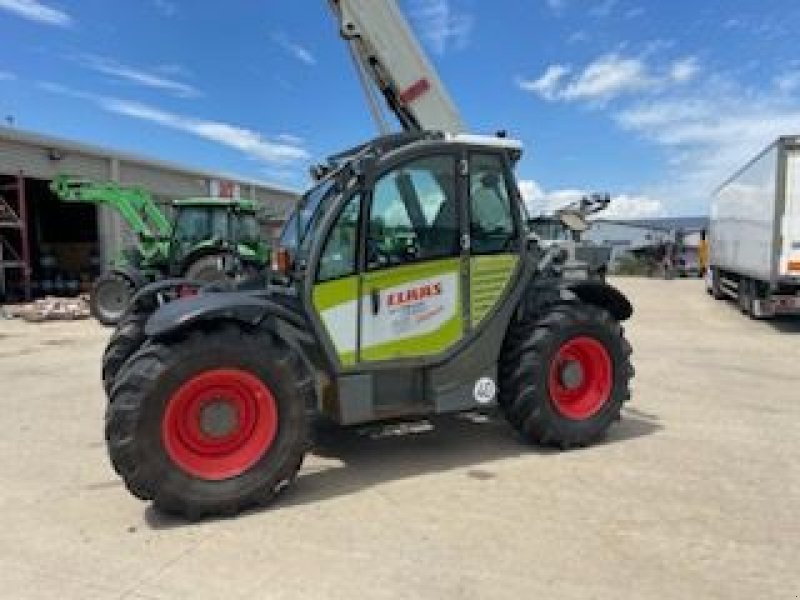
[473,377,497,405]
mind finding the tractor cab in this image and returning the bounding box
[168,198,268,278]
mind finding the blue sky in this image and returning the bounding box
[2,0,800,218]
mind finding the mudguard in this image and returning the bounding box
[564,280,633,321]
[110,265,147,290]
[144,291,306,339]
[127,278,199,310]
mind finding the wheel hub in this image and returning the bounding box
[199,400,239,438]
[161,369,278,480]
[548,336,613,421]
[558,360,585,390]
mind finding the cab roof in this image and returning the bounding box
[173,198,258,211]
[311,130,524,182]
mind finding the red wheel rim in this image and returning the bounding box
[162,369,278,480]
[548,336,613,420]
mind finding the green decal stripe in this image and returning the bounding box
[339,351,357,367]
[360,314,462,362]
[470,254,517,326]
[312,275,359,311]
[312,276,359,366]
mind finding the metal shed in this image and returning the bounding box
[0,126,299,300]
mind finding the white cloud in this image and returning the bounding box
[775,70,800,93]
[271,32,316,66]
[625,7,645,19]
[546,0,566,13]
[518,179,545,212]
[590,0,618,18]
[105,99,310,165]
[520,179,665,219]
[562,54,652,102]
[409,0,474,55]
[601,194,665,219]
[153,0,176,17]
[38,82,310,166]
[275,133,305,145]
[0,0,71,26]
[568,31,589,44]
[0,70,17,81]
[75,54,199,98]
[519,53,700,104]
[517,65,571,101]
[669,57,700,84]
[615,77,800,213]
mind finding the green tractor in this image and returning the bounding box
[103,133,634,519]
[51,175,270,325]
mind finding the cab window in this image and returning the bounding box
[317,194,361,282]
[367,156,458,270]
[470,154,516,254]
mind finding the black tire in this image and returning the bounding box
[710,268,725,300]
[106,324,311,519]
[499,302,633,448]
[90,272,136,326]
[738,278,760,317]
[102,309,149,397]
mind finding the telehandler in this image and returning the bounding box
[103,0,634,519]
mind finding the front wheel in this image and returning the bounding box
[90,272,136,326]
[105,324,310,519]
[500,303,633,448]
[102,309,149,396]
[709,268,725,300]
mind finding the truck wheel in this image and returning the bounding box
[738,279,750,314]
[91,272,135,326]
[102,310,149,396]
[106,324,310,519]
[500,303,632,448]
[710,268,725,300]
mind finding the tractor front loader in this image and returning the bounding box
[51,175,270,325]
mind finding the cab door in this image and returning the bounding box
[359,154,466,363]
[466,153,521,328]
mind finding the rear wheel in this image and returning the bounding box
[102,309,149,396]
[738,278,755,316]
[500,302,632,448]
[91,272,136,326]
[710,268,725,300]
[106,324,310,519]
[184,253,234,284]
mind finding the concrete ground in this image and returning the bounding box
[0,278,797,600]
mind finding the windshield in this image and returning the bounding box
[235,213,261,245]
[278,179,335,249]
[173,206,229,244]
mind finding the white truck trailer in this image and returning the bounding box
[707,136,800,317]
